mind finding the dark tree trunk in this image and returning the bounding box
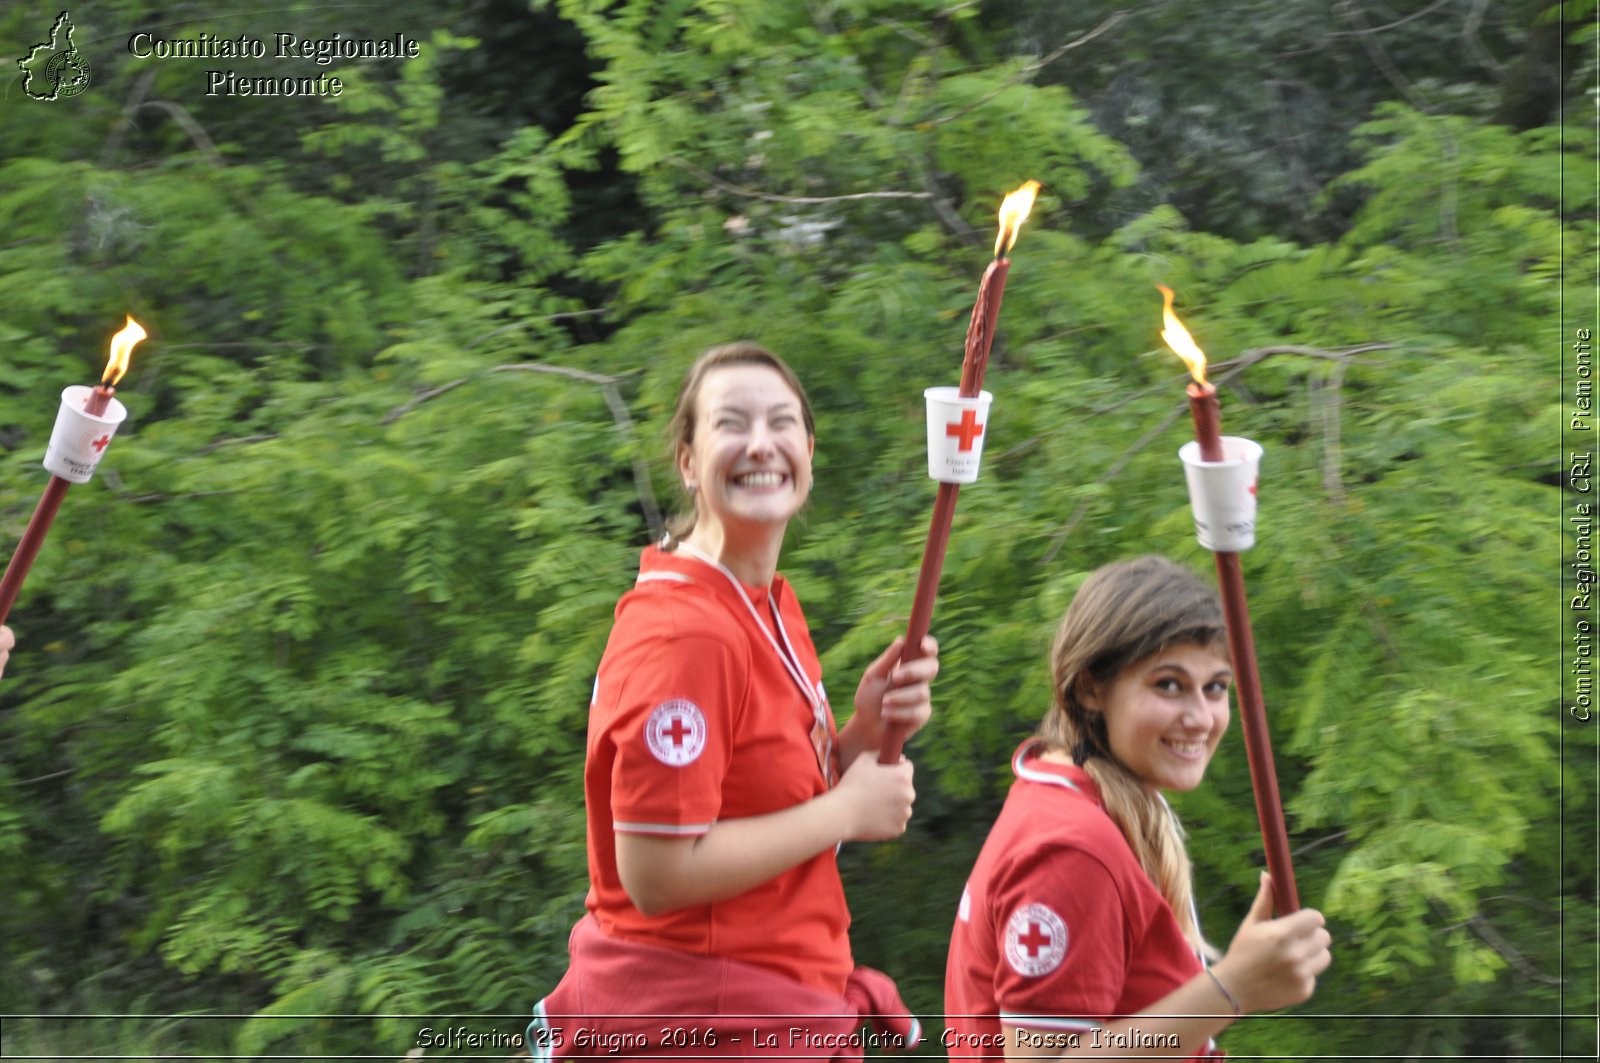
[1492,2,1592,131]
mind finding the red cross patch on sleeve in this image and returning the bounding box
[1004,902,1069,977]
[644,698,708,767]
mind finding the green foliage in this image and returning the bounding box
[0,0,1584,1059]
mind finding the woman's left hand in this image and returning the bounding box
[852,635,939,743]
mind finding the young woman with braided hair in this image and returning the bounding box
[945,556,1330,1059]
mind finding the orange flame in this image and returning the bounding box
[1156,285,1208,387]
[103,316,146,387]
[994,180,1041,258]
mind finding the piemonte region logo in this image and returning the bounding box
[18,11,91,101]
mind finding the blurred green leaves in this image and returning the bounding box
[0,0,1585,1058]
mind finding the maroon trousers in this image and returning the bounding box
[530,916,921,1061]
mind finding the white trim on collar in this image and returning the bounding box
[636,571,693,585]
[1012,741,1081,793]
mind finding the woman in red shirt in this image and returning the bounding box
[534,342,938,1058]
[946,556,1330,1059]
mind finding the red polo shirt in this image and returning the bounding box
[944,742,1221,1058]
[584,545,851,995]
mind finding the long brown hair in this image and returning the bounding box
[1038,555,1228,955]
[662,342,816,542]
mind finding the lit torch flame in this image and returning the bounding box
[1156,285,1208,387]
[994,180,1041,258]
[103,316,146,388]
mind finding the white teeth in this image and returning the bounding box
[736,472,784,487]
[1165,740,1204,754]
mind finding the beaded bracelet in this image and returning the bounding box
[1205,967,1243,1017]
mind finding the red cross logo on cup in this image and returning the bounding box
[645,698,707,767]
[945,409,985,452]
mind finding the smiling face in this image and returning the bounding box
[1086,642,1232,793]
[677,362,814,552]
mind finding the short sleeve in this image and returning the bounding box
[602,632,744,835]
[989,843,1128,1028]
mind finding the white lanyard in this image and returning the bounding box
[670,541,823,719]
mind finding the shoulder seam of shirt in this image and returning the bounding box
[993,836,1124,910]
[616,595,749,654]
[986,817,1135,933]
[620,581,758,707]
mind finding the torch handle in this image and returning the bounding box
[0,477,73,628]
[1214,550,1299,915]
[959,259,1010,397]
[83,386,114,418]
[1187,384,1225,463]
[883,257,1009,763]
[881,482,960,763]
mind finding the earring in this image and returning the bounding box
[686,480,698,494]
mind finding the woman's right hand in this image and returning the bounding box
[0,625,13,682]
[618,753,915,915]
[832,752,915,842]
[1211,873,1333,1015]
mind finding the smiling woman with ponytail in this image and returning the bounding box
[531,343,941,1059]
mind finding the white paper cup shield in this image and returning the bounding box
[43,385,129,484]
[1178,436,1263,552]
[925,387,994,484]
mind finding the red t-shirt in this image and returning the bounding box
[944,741,1221,1058]
[584,545,851,995]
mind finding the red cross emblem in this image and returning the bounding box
[1248,479,1258,497]
[662,715,692,747]
[91,434,112,453]
[1005,902,1068,977]
[1017,922,1053,957]
[645,698,706,766]
[945,409,985,452]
